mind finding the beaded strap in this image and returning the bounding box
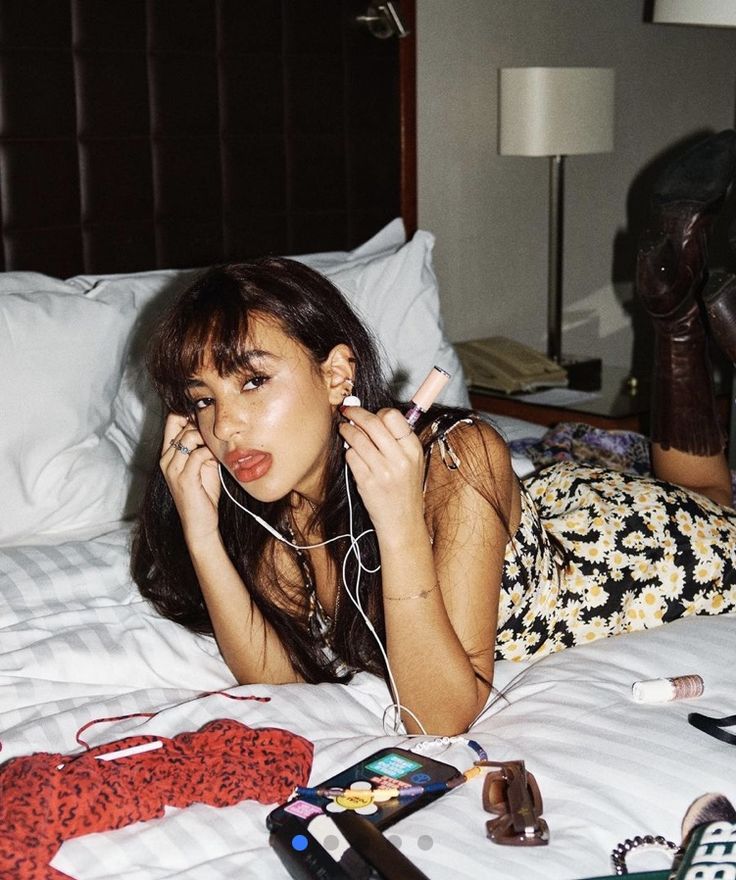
[295,738,489,804]
[610,835,679,875]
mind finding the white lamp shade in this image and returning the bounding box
[498,67,615,157]
[653,0,736,27]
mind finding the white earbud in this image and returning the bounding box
[341,395,361,450]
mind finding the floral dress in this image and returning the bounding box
[496,460,736,662]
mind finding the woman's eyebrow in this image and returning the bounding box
[184,349,277,389]
[241,348,275,362]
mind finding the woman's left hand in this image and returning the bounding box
[338,405,425,534]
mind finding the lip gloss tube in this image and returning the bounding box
[405,366,451,427]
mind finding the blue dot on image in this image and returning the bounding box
[291,834,309,852]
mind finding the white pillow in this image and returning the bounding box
[294,217,406,271]
[0,289,136,544]
[0,271,82,295]
[81,270,200,475]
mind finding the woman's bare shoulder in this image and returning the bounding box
[423,413,513,471]
[421,413,516,507]
[422,413,520,557]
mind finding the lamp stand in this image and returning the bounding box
[547,155,564,363]
[547,154,602,390]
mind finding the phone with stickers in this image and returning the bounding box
[267,746,461,880]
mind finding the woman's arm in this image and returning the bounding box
[340,410,518,735]
[161,414,301,685]
[186,533,302,684]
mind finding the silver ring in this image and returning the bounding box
[169,439,191,456]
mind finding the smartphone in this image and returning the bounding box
[267,747,461,879]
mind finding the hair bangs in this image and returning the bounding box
[180,305,255,379]
[149,271,262,415]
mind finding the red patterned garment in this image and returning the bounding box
[0,718,313,880]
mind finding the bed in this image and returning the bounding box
[2,3,735,879]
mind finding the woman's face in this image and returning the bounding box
[186,314,343,503]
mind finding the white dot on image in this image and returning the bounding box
[323,835,340,851]
[388,834,402,849]
[418,834,433,851]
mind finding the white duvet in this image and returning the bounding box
[2,522,735,880]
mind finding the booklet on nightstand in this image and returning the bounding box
[455,336,569,394]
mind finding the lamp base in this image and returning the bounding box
[559,355,602,391]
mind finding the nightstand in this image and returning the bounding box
[469,363,732,436]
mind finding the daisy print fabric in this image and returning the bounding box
[496,461,736,661]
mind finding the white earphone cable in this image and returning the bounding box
[217,462,426,735]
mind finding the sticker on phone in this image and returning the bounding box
[284,800,324,821]
[364,753,423,779]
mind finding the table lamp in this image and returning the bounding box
[498,67,615,389]
[652,0,736,27]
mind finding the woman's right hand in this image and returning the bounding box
[161,413,222,545]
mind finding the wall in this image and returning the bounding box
[416,0,736,373]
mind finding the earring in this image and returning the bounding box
[338,378,359,407]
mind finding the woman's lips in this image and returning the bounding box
[225,451,272,483]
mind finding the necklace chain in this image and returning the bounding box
[283,521,341,631]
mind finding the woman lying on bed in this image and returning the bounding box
[133,131,736,736]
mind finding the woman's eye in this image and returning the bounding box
[192,397,213,411]
[242,375,269,391]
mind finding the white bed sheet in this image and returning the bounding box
[2,519,734,880]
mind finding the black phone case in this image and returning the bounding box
[267,745,461,834]
[267,747,461,880]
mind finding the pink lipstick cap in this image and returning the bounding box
[411,366,450,411]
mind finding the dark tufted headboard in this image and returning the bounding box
[0,0,415,277]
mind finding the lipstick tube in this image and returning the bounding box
[405,366,451,427]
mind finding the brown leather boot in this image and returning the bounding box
[637,231,724,456]
[636,130,736,456]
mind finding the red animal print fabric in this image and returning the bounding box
[0,718,313,880]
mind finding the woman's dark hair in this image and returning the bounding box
[131,257,514,686]
[132,258,395,682]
